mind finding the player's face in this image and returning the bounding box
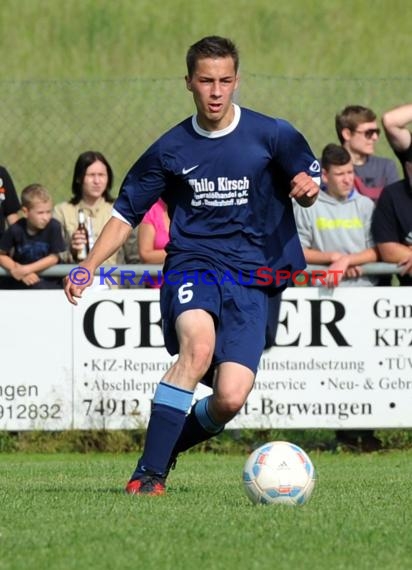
[322,163,355,200]
[82,160,109,203]
[186,56,239,131]
[24,200,53,231]
[345,121,380,157]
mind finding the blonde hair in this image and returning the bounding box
[21,184,52,209]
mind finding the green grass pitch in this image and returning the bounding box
[1,450,412,570]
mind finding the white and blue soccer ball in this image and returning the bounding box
[242,441,316,506]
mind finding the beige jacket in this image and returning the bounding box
[53,197,120,266]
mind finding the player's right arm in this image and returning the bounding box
[64,140,169,304]
[64,216,131,305]
[382,103,412,152]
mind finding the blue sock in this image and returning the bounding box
[132,381,194,478]
[194,396,224,432]
[172,396,225,456]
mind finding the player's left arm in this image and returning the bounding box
[289,172,319,207]
[275,120,320,207]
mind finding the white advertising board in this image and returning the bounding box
[0,291,73,430]
[1,287,411,430]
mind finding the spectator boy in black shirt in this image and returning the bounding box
[0,184,66,289]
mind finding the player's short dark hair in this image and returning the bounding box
[321,143,352,171]
[70,150,114,205]
[335,105,377,143]
[186,35,239,78]
[21,183,52,209]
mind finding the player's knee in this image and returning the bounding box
[190,342,214,377]
[218,393,246,417]
[179,340,213,379]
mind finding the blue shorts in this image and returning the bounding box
[160,270,269,374]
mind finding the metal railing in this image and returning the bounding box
[0,262,402,278]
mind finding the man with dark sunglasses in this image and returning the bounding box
[335,105,399,202]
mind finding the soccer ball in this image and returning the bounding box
[242,441,316,506]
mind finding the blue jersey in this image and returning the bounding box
[114,104,319,282]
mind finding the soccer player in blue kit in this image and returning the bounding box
[64,36,320,495]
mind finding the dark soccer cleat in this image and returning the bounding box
[125,472,166,496]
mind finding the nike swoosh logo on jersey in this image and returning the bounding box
[182,165,199,175]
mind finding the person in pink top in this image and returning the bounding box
[138,198,170,287]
